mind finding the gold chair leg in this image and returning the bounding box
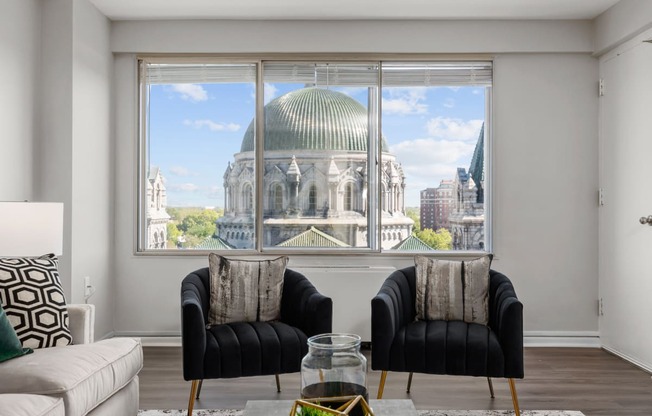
[275,374,281,393]
[508,378,521,416]
[195,380,203,399]
[406,372,413,393]
[187,380,199,416]
[487,377,495,398]
[377,371,388,399]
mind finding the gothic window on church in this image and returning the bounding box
[344,183,354,211]
[274,184,284,212]
[138,57,490,253]
[243,184,254,213]
[308,185,317,213]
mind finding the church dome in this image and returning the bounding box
[240,87,388,152]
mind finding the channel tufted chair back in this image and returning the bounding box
[371,266,524,415]
[181,267,332,415]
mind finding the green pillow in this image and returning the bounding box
[0,303,32,363]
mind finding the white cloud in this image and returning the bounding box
[264,83,278,104]
[382,87,428,115]
[390,138,475,166]
[390,138,477,206]
[443,98,455,108]
[183,119,241,132]
[169,183,199,192]
[170,84,208,102]
[207,186,223,200]
[169,166,199,177]
[426,117,483,141]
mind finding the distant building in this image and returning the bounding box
[449,124,485,250]
[434,180,454,230]
[146,167,170,249]
[419,188,437,231]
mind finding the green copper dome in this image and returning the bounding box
[240,87,388,152]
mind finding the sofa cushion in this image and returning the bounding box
[208,254,288,325]
[0,394,64,416]
[388,320,505,377]
[415,255,492,325]
[204,320,307,378]
[0,302,32,362]
[0,254,72,348]
[0,338,142,415]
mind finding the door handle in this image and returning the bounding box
[639,215,652,225]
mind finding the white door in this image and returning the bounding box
[599,29,652,371]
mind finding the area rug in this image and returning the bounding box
[139,410,585,415]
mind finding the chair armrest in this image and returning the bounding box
[489,271,524,378]
[67,303,95,344]
[281,269,332,337]
[181,272,208,381]
[371,268,415,370]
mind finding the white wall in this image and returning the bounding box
[492,54,599,335]
[70,0,114,339]
[0,0,41,201]
[112,20,600,342]
[594,0,652,56]
[36,0,114,338]
[111,19,593,54]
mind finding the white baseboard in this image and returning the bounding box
[118,331,600,348]
[113,331,182,347]
[602,345,652,374]
[523,331,600,348]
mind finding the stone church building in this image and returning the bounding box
[215,87,414,250]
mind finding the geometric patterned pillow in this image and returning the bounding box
[0,254,72,348]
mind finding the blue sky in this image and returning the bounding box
[148,81,485,208]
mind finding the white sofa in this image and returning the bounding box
[0,304,142,416]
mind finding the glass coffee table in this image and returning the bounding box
[243,399,417,416]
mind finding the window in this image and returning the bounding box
[139,58,491,253]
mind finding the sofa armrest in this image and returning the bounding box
[488,271,524,378]
[371,269,415,370]
[181,272,208,381]
[67,303,95,344]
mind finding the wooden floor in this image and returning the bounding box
[140,347,652,415]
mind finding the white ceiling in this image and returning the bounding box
[88,0,621,21]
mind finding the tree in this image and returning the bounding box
[405,207,421,231]
[166,222,182,248]
[166,207,223,248]
[415,227,452,250]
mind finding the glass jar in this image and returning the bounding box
[301,333,368,404]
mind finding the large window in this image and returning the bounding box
[138,57,491,253]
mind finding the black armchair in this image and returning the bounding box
[181,267,332,415]
[371,267,523,415]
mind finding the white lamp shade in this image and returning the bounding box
[0,202,64,257]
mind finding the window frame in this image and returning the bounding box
[136,54,493,256]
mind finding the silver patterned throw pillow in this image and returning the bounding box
[208,254,288,326]
[415,255,491,325]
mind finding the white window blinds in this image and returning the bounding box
[142,60,492,87]
[381,62,492,86]
[144,63,257,84]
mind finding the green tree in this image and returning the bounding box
[165,207,224,248]
[415,228,452,250]
[166,222,182,248]
[177,209,219,247]
[405,206,420,231]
